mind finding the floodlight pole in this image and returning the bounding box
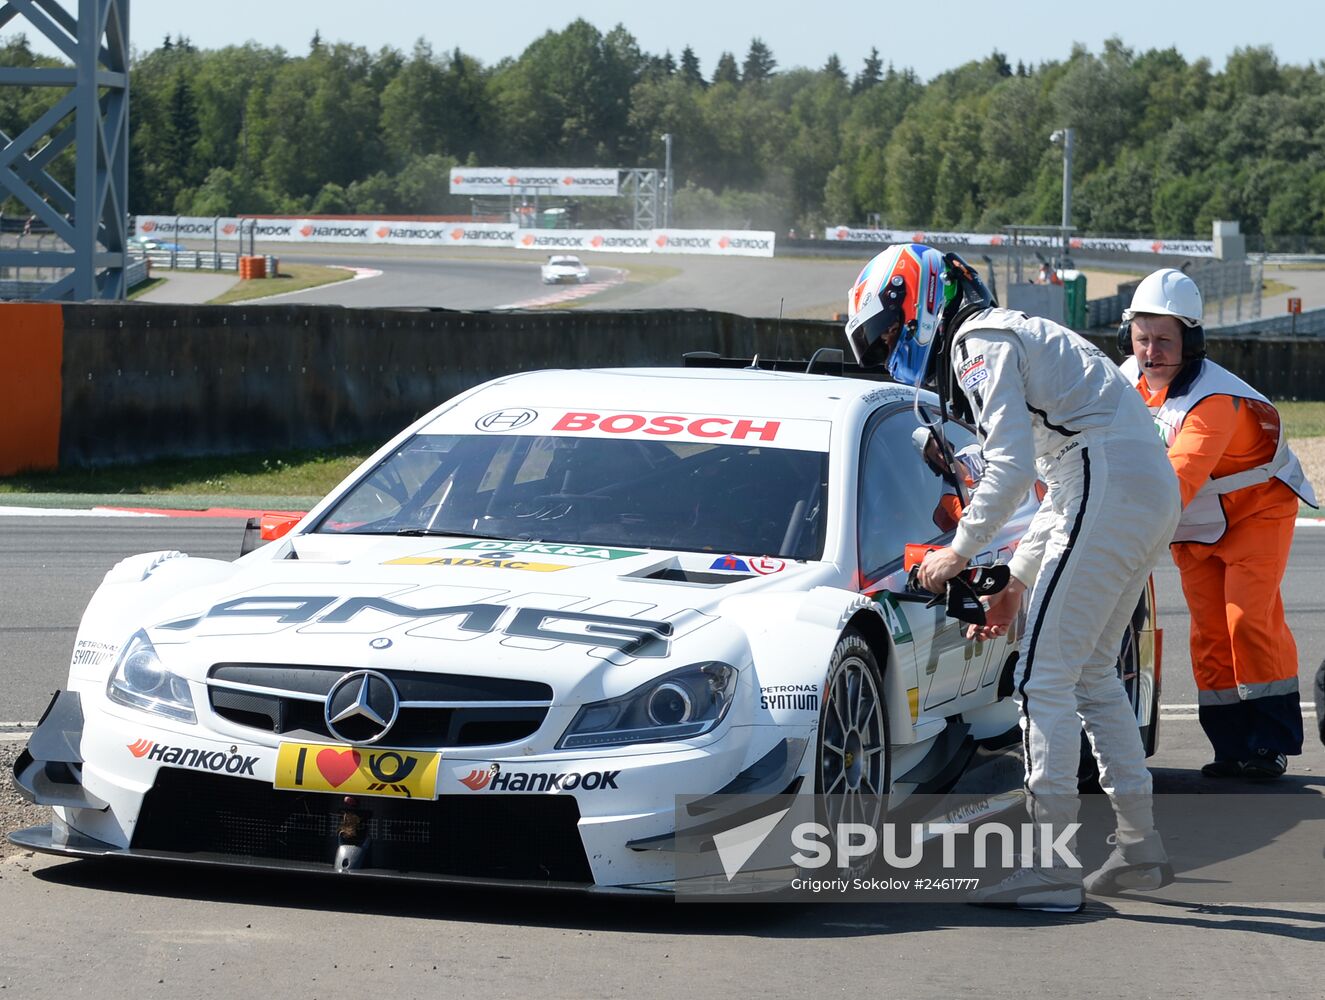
[1050,127,1074,259]
[661,133,673,228]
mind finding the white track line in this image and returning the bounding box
[244,264,383,303]
[0,505,163,517]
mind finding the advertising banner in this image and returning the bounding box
[136,216,227,238]
[513,229,652,254]
[368,221,518,247]
[133,217,773,257]
[449,167,620,197]
[651,229,777,258]
[826,225,1215,257]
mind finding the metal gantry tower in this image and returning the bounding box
[620,168,660,231]
[0,0,130,299]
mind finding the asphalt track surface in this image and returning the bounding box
[2,517,1322,999]
[262,243,865,318]
[238,243,1325,324]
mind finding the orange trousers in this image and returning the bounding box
[1172,492,1304,758]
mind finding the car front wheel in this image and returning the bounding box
[814,630,891,876]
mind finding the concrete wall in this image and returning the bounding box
[52,304,846,469]
[4,302,1324,475]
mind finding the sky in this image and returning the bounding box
[3,0,1323,79]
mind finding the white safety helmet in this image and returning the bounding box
[1123,268,1203,327]
[911,426,933,457]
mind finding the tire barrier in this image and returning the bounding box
[2,302,1322,475]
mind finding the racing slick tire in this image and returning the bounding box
[1078,592,1154,793]
[812,629,892,877]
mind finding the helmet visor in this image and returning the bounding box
[845,300,903,367]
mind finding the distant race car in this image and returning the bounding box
[13,358,1162,892]
[127,238,187,253]
[540,254,590,285]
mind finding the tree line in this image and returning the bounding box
[2,23,1323,239]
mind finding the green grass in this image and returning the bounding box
[206,262,353,304]
[127,276,166,300]
[0,441,374,502]
[1276,401,1325,439]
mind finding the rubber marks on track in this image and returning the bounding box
[495,269,625,310]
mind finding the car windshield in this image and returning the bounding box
[315,432,829,560]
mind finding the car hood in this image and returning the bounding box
[140,533,826,699]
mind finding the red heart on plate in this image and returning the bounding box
[316,748,361,787]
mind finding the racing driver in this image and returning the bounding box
[844,244,1181,911]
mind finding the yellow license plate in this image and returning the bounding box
[274,742,440,799]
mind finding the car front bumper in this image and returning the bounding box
[13,690,810,890]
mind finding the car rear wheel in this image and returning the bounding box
[814,630,891,876]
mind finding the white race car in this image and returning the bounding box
[13,358,1161,892]
[540,254,590,284]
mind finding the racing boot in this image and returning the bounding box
[968,865,1083,913]
[1083,831,1174,896]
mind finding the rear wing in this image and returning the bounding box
[682,349,894,381]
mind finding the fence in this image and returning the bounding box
[1207,305,1325,337]
[1084,257,1263,330]
[1,256,148,300]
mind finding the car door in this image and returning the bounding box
[856,404,1000,714]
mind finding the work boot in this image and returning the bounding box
[1241,750,1287,781]
[1084,832,1174,896]
[968,866,1083,913]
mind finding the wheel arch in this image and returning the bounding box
[844,607,915,747]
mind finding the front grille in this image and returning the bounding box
[133,769,592,883]
[207,663,552,748]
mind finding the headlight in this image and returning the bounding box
[557,662,737,749]
[106,630,196,724]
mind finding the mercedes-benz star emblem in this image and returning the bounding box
[475,408,537,432]
[324,669,400,745]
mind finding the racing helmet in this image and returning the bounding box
[844,243,947,383]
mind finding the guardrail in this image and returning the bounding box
[133,249,240,271]
[0,256,149,300]
[1210,305,1325,337]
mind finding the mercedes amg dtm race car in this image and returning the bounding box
[540,254,590,285]
[12,356,1162,892]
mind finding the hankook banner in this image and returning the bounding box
[651,229,777,258]
[133,217,772,256]
[825,225,1215,257]
[513,229,652,254]
[449,167,620,197]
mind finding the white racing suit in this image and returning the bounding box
[948,308,1181,859]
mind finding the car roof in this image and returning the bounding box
[548,254,581,263]
[449,367,917,423]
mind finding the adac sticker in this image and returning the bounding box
[384,555,569,572]
[447,540,644,561]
